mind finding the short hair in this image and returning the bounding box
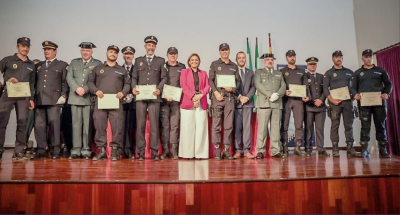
[187,53,201,67]
[236,51,246,61]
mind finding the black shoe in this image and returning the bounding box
[32,153,46,159]
[360,142,370,158]
[379,141,391,158]
[256,152,264,159]
[152,155,160,161]
[346,142,362,157]
[223,145,233,160]
[294,141,305,157]
[318,150,330,156]
[171,144,179,160]
[12,152,26,160]
[332,142,340,157]
[282,142,289,157]
[306,152,312,157]
[60,144,69,158]
[129,153,135,160]
[0,151,3,160]
[68,154,80,160]
[82,154,91,160]
[111,147,119,161]
[52,154,61,159]
[214,145,221,160]
[93,147,107,161]
[272,153,286,158]
[160,146,169,160]
[138,155,145,161]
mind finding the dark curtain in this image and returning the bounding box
[376,45,400,155]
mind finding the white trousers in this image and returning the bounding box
[179,107,209,158]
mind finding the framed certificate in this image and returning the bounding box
[216,75,236,88]
[360,92,382,106]
[288,84,306,97]
[98,94,119,109]
[6,82,31,97]
[136,85,157,100]
[162,84,182,102]
[330,86,351,100]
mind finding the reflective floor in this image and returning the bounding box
[0,149,399,183]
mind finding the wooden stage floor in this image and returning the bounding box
[0,149,399,183]
[1,149,399,214]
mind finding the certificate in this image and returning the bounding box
[162,84,182,102]
[288,84,306,97]
[136,85,157,100]
[216,75,236,88]
[330,86,351,100]
[98,94,119,109]
[360,92,382,106]
[6,82,31,97]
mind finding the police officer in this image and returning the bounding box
[233,51,256,159]
[0,37,35,160]
[353,49,392,158]
[131,36,167,161]
[160,47,186,160]
[209,43,240,160]
[254,53,286,159]
[33,41,68,159]
[67,42,102,159]
[88,45,131,161]
[304,57,330,156]
[121,46,136,159]
[323,50,360,157]
[280,50,308,157]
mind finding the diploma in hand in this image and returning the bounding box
[135,85,157,100]
[288,84,306,97]
[216,75,236,88]
[162,84,182,102]
[360,92,382,106]
[98,94,119,109]
[330,86,351,100]
[6,82,31,97]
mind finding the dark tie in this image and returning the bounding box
[46,60,51,68]
[147,57,152,64]
[84,61,87,66]
[127,66,130,71]
[240,69,245,83]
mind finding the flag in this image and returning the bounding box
[269,33,272,54]
[255,37,259,70]
[246,38,253,70]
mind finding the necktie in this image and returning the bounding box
[46,60,51,68]
[240,69,245,82]
[84,61,87,66]
[270,69,273,74]
[127,66,130,71]
[147,57,152,64]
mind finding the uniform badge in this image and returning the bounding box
[37,66,41,70]
[360,72,364,76]
[209,67,212,72]
[13,64,17,69]
[285,72,289,76]
[100,69,104,74]
[140,62,143,66]
[218,66,221,71]
[90,71,93,74]
[333,73,337,77]
[308,79,311,83]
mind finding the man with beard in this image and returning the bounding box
[160,47,186,160]
[209,43,240,160]
[279,50,308,157]
[33,41,68,159]
[88,45,131,161]
[353,49,392,158]
[0,37,35,160]
[121,46,136,159]
[254,53,286,159]
[323,50,360,157]
[67,42,102,159]
[131,36,167,161]
[233,51,256,159]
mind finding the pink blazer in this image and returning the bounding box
[180,68,210,110]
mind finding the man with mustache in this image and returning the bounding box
[254,53,286,159]
[279,50,308,157]
[131,36,167,161]
[67,42,102,159]
[323,50,360,157]
[88,45,131,161]
[0,37,36,160]
[209,43,241,160]
[121,46,136,159]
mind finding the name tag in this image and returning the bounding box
[177,69,181,73]
[229,68,236,72]
[27,67,33,71]
[345,73,352,76]
[89,66,95,69]
[115,71,123,75]
[297,72,303,75]
[275,75,281,77]
[374,72,382,75]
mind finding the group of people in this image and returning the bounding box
[0,35,393,161]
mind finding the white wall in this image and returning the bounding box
[0,0,360,147]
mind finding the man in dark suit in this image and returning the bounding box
[33,41,68,159]
[121,46,136,159]
[233,52,256,159]
[304,57,330,156]
[131,36,167,161]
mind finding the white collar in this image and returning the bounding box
[83,57,92,63]
[46,58,56,62]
